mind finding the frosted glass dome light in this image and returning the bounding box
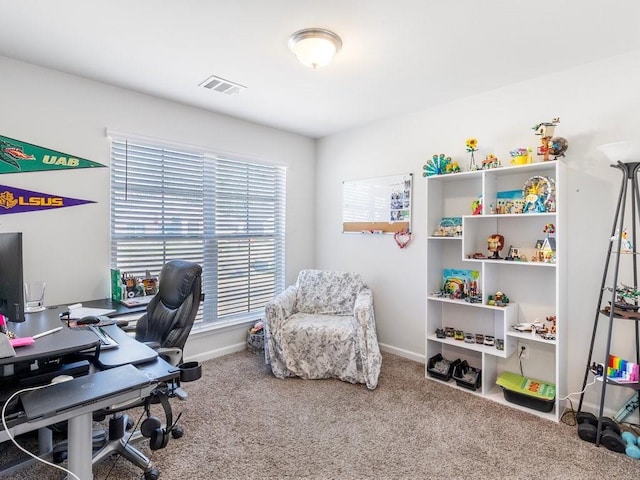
[288,28,342,69]
[597,141,640,164]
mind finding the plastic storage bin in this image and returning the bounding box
[452,360,482,391]
[496,371,555,412]
[427,354,460,382]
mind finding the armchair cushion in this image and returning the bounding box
[295,269,364,315]
[264,269,381,389]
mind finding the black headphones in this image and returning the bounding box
[140,391,183,451]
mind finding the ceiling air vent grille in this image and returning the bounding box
[199,75,246,95]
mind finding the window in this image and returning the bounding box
[109,135,286,326]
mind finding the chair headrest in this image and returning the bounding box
[158,260,202,309]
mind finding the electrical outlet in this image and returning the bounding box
[519,345,528,359]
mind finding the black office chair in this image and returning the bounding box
[135,259,203,367]
[56,260,203,480]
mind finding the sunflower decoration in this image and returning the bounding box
[466,137,479,170]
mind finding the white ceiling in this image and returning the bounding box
[2,1,640,139]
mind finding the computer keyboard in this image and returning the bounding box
[120,296,153,308]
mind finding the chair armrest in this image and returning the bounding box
[120,323,137,333]
[353,286,382,389]
[141,341,182,366]
[265,285,298,330]
[155,347,183,366]
[265,285,298,320]
[264,285,298,369]
[354,287,375,327]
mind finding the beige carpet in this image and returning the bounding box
[2,351,639,479]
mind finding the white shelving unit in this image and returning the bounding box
[425,161,566,421]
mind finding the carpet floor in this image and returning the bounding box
[2,350,639,479]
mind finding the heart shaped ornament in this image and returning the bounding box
[394,230,412,249]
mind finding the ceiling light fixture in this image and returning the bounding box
[288,28,342,69]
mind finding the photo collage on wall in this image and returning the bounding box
[390,177,412,222]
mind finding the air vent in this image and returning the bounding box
[199,75,246,95]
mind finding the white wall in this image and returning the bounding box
[5,49,640,415]
[316,49,640,414]
[0,56,316,359]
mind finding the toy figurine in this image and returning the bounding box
[622,228,634,253]
[445,160,461,174]
[509,147,532,165]
[423,153,459,176]
[549,136,568,160]
[532,117,560,161]
[487,234,505,259]
[482,153,501,169]
[487,291,509,307]
[523,191,546,213]
[544,223,555,237]
[471,198,482,215]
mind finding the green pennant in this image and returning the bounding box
[0,135,105,173]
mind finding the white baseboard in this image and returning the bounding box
[379,343,425,364]
[577,399,618,419]
[186,341,425,367]
[185,342,247,364]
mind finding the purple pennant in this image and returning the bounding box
[0,184,95,215]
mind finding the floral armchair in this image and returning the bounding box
[264,269,382,390]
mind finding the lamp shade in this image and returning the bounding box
[597,141,640,163]
[288,28,342,69]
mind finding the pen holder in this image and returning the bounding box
[178,361,202,382]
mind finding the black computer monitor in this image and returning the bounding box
[0,232,25,322]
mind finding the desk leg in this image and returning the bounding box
[38,427,53,455]
[67,412,93,480]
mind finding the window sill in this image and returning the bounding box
[191,315,260,336]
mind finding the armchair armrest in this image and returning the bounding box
[265,285,298,331]
[353,287,382,389]
[268,285,297,315]
[264,285,298,371]
[354,287,375,328]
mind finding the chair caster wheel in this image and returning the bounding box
[171,425,184,439]
[53,451,67,464]
[144,468,160,480]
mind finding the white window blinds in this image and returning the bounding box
[110,136,286,325]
